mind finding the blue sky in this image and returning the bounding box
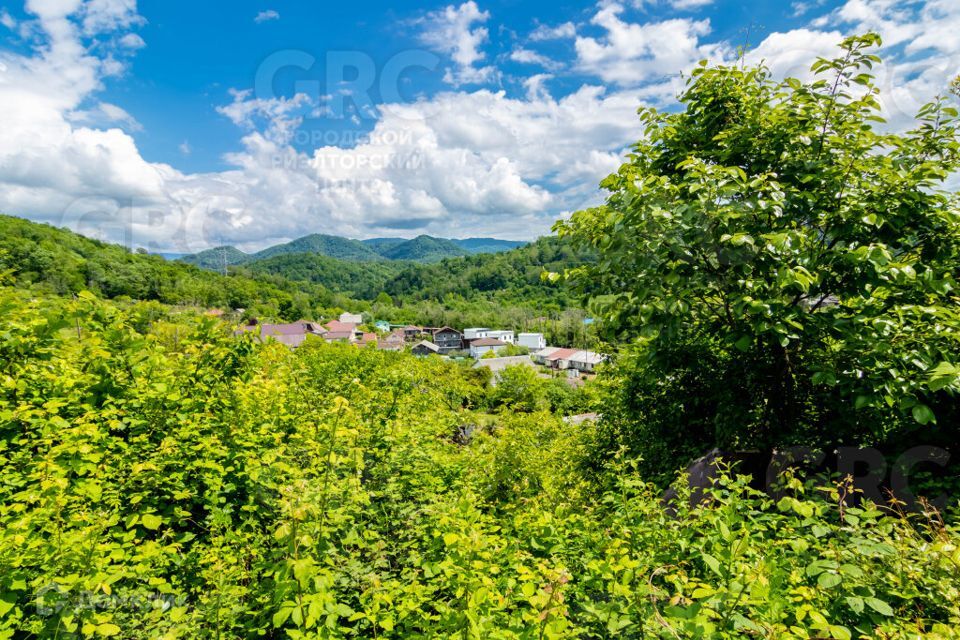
[0,0,956,251]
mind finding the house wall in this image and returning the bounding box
[470,344,506,358]
[517,333,545,350]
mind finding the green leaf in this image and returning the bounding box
[864,597,894,616]
[818,572,841,589]
[846,596,864,614]
[141,514,163,530]
[911,404,936,425]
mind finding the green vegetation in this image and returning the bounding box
[376,235,469,262]
[236,253,405,301]
[182,234,528,269]
[558,34,960,481]
[1,287,958,638]
[0,215,589,339]
[1,36,959,639]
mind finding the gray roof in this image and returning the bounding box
[411,340,440,352]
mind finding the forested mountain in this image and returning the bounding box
[236,252,405,300]
[378,235,469,262]
[384,235,591,306]
[181,233,529,268]
[180,245,250,270]
[454,237,527,254]
[253,233,383,262]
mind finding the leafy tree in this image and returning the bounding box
[489,364,544,412]
[557,35,960,458]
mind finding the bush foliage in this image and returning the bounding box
[1,288,958,638]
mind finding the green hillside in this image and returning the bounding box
[182,234,529,268]
[178,245,250,270]
[361,237,407,254]
[237,252,405,299]
[454,237,528,254]
[251,233,383,262]
[380,235,470,262]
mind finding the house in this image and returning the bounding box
[236,320,326,348]
[411,340,441,356]
[323,319,362,343]
[469,337,508,359]
[430,327,463,353]
[377,331,405,351]
[472,355,537,383]
[339,312,363,324]
[402,325,424,342]
[463,327,490,341]
[532,347,562,364]
[544,348,579,370]
[517,332,546,350]
[374,320,391,332]
[485,330,514,344]
[568,350,606,373]
[463,328,515,344]
[358,332,378,347]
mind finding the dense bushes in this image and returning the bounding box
[1,288,958,638]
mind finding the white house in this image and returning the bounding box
[463,327,490,340]
[568,350,606,373]
[469,338,508,359]
[517,333,546,350]
[464,328,515,344]
[339,312,363,324]
[485,330,514,344]
[532,346,562,364]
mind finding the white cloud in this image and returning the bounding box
[216,89,314,143]
[4,0,960,253]
[179,140,191,155]
[522,73,553,100]
[529,21,576,41]
[254,9,279,24]
[0,8,17,29]
[744,28,846,81]
[670,0,714,9]
[509,47,561,70]
[68,100,142,130]
[575,4,729,87]
[119,31,144,48]
[418,1,495,85]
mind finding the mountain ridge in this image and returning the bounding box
[180,233,528,269]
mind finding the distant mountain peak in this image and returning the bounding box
[181,232,529,268]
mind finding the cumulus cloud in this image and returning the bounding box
[509,47,561,70]
[254,9,279,24]
[418,1,495,86]
[119,31,144,48]
[575,4,729,87]
[529,21,576,41]
[3,0,959,253]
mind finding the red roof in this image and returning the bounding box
[325,320,357,332]
[546,348,578,361]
